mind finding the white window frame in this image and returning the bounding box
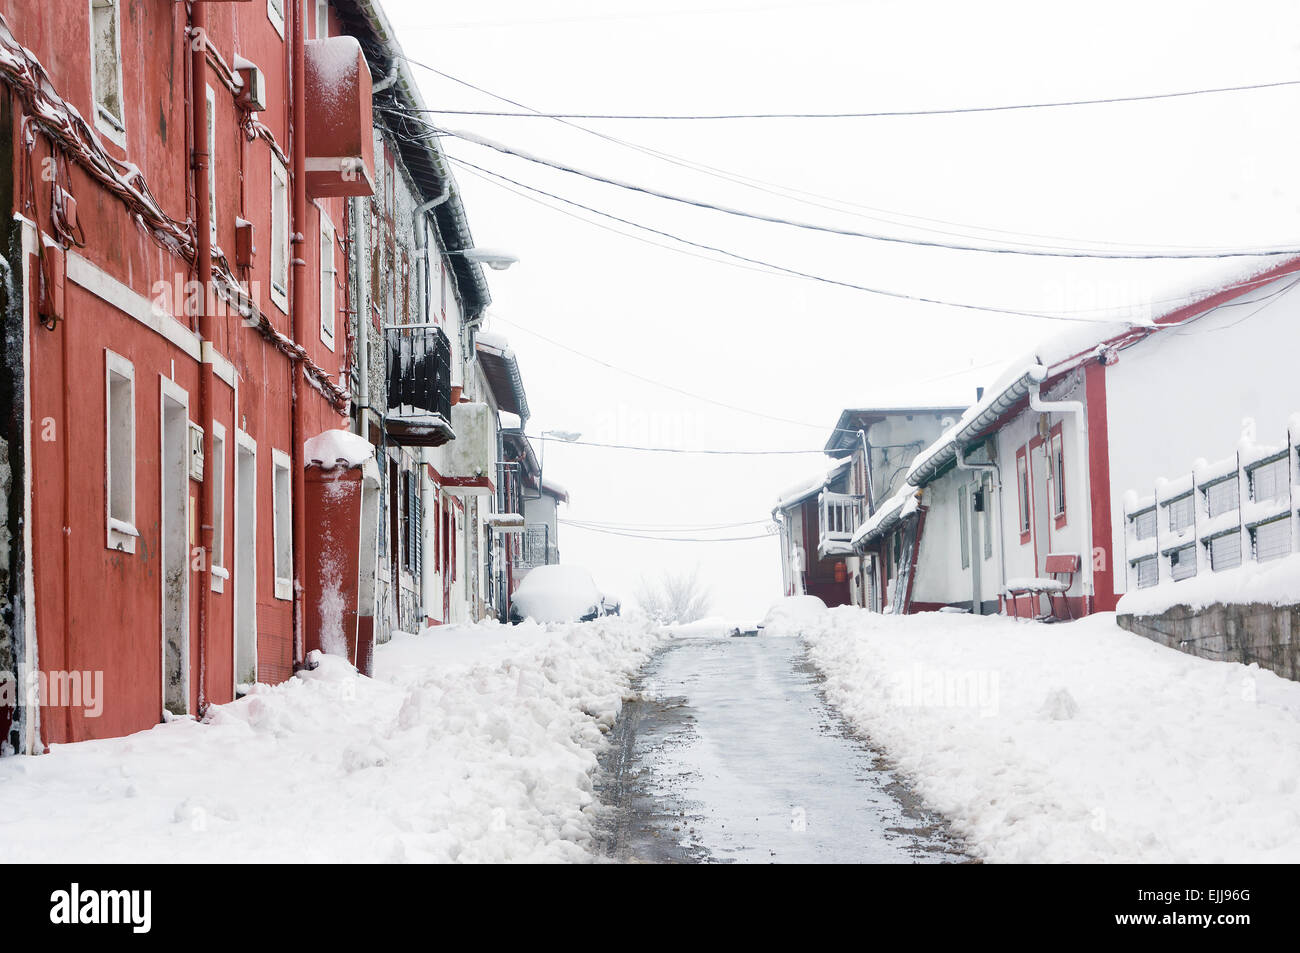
[210,421,227,592]
[981,472,994,560]
[1050,431,1066,518]
[105,349,137,553]
[319,211,336,351]
[958,484,970,570]
[1016,452,1031,534]
[89,0,127,147]
[206,85,217,242]
[267,0,285,38]
[271,449,293,600]
[316,0,329,38]
[270,153,289,313]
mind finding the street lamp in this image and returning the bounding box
[448,247,518,271]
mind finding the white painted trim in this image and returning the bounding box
[201,341,236,388]
[206,84,217,242]
[67,251,200,360]
[104,348,137,553]
[270,153,289,313]
[233,428,258,693]
[159,375,192,719]
[210,420,227,593]
[319,210,336,351]
[89,0,127,149]
[20,221,40,752]
[267,0,285,38]
[271,448,293,600]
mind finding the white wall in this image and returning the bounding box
[1105,275,1300,593]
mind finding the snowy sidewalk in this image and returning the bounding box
[796,608,1300,863]
[0,619,662,863]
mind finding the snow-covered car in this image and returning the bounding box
[509,565,606,624]
[600,593,622,617]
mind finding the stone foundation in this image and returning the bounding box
[1118,602,1298,682]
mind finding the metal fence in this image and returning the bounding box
[385,324,452,421]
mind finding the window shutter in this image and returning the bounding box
[1253,518,1291,563]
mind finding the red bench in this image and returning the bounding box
[1005,553,1080,621]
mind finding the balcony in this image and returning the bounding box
[818,490,863,557]
[384,325,454,446]
[518,524,558,572]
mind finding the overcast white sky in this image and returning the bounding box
[385,0,1300,618]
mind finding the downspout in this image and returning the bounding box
[290,0,308,666]
[955,444,1002,616]
[413,180,450,327]
[1029,379,1094,613]
[352,196,368,418]
[191,0,214,711]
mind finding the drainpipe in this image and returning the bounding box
[1029,379,1094,613]
[290,0,308,666]
[413,181,450,326]
[371,65,399,94]
[191,0,214,711]
[956,444,1002,615]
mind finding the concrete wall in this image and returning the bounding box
[1119,603,1299,682]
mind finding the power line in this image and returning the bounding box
[559,520,775,542]
[416,118,1300,260]
[565,517,771,531]
[449,154,1113,323]
[404,79,1300,120]
[400,59,1298,255]
[534,434,828,455]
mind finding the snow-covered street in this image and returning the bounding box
[596,629,968,863]
[798,607,1300,864]
[0,620,662,863]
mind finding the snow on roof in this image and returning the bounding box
[498,410,523,431]
[475,329,511,353]
[540,476,569,503]
[774,458,851,510]
[305,429,374,469]
[851,486,920,548]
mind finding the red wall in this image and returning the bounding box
[8,0,353,743]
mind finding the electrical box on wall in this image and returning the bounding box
[236,60,268,112]
[235,218,255,268]
[189,422,205,481]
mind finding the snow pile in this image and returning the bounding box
[802,607,1300,863]
[510,564,604,623]
[0,619,663,862]
[1118,552,1300,616]
[760,595,828,636]
[661,617,758,639]
[304,428,373,468]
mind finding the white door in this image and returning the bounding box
[160,378,190,718]
[233,431,257,690]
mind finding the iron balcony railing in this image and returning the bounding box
[385,324,453,444]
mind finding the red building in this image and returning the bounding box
[0,0,379,752]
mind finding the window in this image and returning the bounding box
[958,484,970,570]
[210,423,227,591]
[272,449,292,600]
[1047,429,1066,519]
[319,213,336,350]
[1016,450,1031,538]
[1248,456,1288,504]
[1169,544,1196,581]
[315,0,329,37]
[90,0,125,144]
[981,473,994,560]
[206,85,217,241]
[1252,517,1292,563]
[1131,508,1157,541]
[1133,556,1157,589]
[105,349,136,552]
[1207,532,1242,572]
[1204,476,1238,519]
[267,0,285,37]
[404,470,422,574]
[1166,494,1194,534]
[270,154,289,312]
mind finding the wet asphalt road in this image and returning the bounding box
[595,634,969,863]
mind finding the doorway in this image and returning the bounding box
[233,431,257,690]
[159,378,190,718]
